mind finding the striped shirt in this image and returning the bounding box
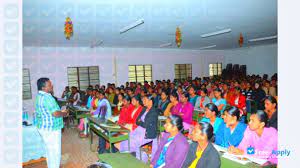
[35,91,63,131]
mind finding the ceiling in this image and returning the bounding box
[23,0,277,50]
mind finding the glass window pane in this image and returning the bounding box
[144,65,152,69]
[136,65,144,71]
[90,80,99,85]
[128,65,152,82]
[136,71,144,76]
[67,67,77,74]
[128,73,136,78]
[128,66,136,71]
[23,68,32,100]
[145,71,152,76]
[129,78,137,82]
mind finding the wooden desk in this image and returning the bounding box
[57,98,67,108]
[88,117,131,153]
[98,153,148,168]
[68,105,91,120]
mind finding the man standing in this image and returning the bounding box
[35,78,68,168]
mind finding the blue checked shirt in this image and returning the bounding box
[35,91,63,131]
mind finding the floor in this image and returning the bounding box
[23,127,99,168]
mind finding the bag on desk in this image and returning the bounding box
[87,161,112,168]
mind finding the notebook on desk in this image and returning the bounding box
[222,153,250,165]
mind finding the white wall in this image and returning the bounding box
[223,44,277,76]
[23,44,277,113]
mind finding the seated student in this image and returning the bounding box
[252,82,266,110]
[164,93,180,117]
[106,87,115,105]
[188,86,199,107]
[228,87,246,122]
[127,96,144,130]
[228,87,246,111]
[114,93,124,114]
[69,86,81,106]
[86,89,96,109]
[177,93,194,130]
[264,96,278,130]
[92,90,112,119]
[80,90,112,138]
[150,115,189,168]
[152,91,160,108]
[135,83,142,95]
[228,110,278,164]
[194,88,210,110]
[201,103,224,134]
[157,91,170,115]
[98,96,144,154]
[90,89,99,110]
[222,83,232,102]
[113,87,120,105]
[78,89,97,131]
[182,122,221,168]
[118,95,134,126]
[119,96,159,163]
[61,86,71,99]
[211,88,227,115]
[262,80,277,97]
[215,106,247,148]
[82,88,92,107]
[176,86,184,102]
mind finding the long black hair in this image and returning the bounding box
[182,92,189,98]
[205,103,220,117]
[170,92,179,101]
[225,106,240,120]
[199,122,214,141]
[264,96,277,109]
[123,95,131,103]
[255,110,269,127]
[168,115,184,133]
[132,96,142,105]
[201,88,208,95]
[213,88,223,98]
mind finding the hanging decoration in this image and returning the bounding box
[175,27,182,48]
[239,33,244,47]
[64,17,73,40]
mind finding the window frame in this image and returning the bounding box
[128,64,152,83]
[67,66,100,90]
[209,63,222,76]
[174,64,192,80]
[23,68,32,100]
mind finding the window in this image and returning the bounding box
[209,63,222,76]
[67,66,100,90]
[23,68,32,100]
[175,64,192,80]
[128,65,152,83]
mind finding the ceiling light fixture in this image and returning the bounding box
[248,35,277,42]
[198,45,217,50]
[201,28,231,38]
[120,19,144,34]
[159,42,172,48]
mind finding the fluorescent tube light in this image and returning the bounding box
[159,42,172,48]
[201,29,231,38]
[248,35,277,42]
[198,45,217,50]
[120,19,144,34]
